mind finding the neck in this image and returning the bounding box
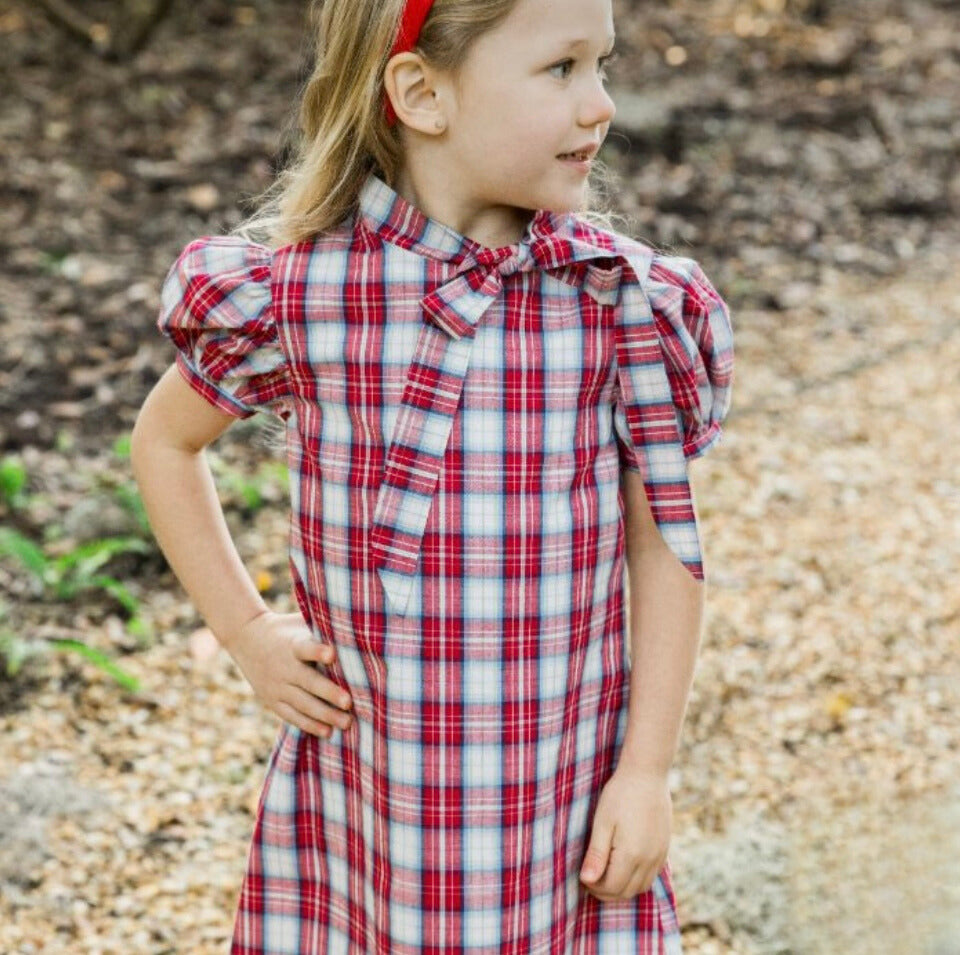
[393,163,534,249]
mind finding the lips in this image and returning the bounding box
[558,145,599,161]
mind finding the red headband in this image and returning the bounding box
[384,0,437,126]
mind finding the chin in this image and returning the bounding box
[543,194,585,215]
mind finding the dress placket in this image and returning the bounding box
[369,245,534,617]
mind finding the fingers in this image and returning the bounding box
[580,811,653,900]
[622,862,657,899]
[283,636,354,736]
[580,818,613,885]
[583,844,635,900]
[293,636,337,666]
[583,854,664,902]
[274,699,342,739]
[291,640,354,711]
[284,684,353,736]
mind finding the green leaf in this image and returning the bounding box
[37,249,70,275]
[49,638,141,692]
[113,482,153,536]
[0,527,50,580]
[113,434,132,459]
[258,460,289,484]
[125,615,153,644]
[52,536,152,580]
[223,470,262,510]
[0,632,36,677]
[0,457,27,506]
[85,574,140,616]
[238,481,262,510]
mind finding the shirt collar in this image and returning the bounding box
[357,170,561,265]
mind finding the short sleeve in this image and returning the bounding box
[614,252,734,471]
[156,235,293,420]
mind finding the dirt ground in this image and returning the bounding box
[1,0,959,952]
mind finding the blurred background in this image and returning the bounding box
[1,0,958,952]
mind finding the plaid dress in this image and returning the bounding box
[157,170,734,955]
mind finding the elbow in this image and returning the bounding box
[129,394,179,483]
[130,365,218,468]
[129,406,155,484]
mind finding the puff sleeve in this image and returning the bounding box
[157,235,293,421]
[614,252,734,470]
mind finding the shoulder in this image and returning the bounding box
[644,251,731,327]
[560,213,729,306]
[161,235,274,310]
[170,234,273,278]
[560,213,655,267]
[269,218,361,277]
[162,222,355,299]
[558,216,734,342]
[169,221,359,279]
[159,235,276,332]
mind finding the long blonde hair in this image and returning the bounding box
[232,0,626,249]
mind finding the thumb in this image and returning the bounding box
[580,819,614,883]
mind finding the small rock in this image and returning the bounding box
[672,812,792,954]
[62,497,141,541]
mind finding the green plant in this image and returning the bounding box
[0,439,168,688]
[209,456,289,513]
[112,481,153,536]
[0,599,140,690]
[111,433,153,535]
[0,527,152,681]
[46,638,141,691]
[0,456,28,510]
[37,248,71,275]
[0,599,29,676]
[213,460,266,510]
[112,434,132,458]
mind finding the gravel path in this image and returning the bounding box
[673,256,960,954]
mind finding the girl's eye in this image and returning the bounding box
[599,51,619,80]
[550,52,619,82]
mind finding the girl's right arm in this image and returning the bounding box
[130,365,353,737]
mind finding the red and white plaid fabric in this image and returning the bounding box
[157,170,733,954]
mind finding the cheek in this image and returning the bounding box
[492,105,558,155]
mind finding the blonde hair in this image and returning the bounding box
[232,0,627,249]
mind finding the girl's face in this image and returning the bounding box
[446,0,617,217]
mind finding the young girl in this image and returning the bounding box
[131,0,734,951]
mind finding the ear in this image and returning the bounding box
[383,52,447,134]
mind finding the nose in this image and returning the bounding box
[581,77,616,129]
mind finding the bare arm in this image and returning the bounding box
[131,364,354,735]
[578,467,704,898]
[130,364,270,650]
[617,466,704,776]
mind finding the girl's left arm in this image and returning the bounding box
[578,466,703,900]
[617,465,704,776]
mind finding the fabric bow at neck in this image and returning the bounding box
[368,234,631,618]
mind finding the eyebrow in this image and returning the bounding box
[558,36,617,51]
